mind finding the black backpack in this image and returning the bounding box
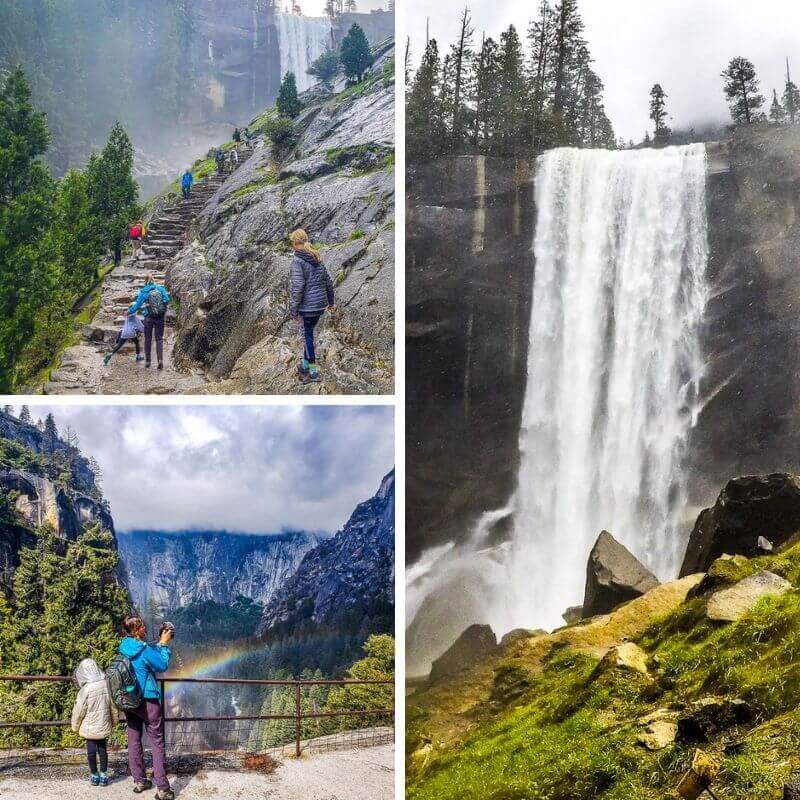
[147,289,167,319]
[106,653,143,711]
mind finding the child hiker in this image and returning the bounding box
[104,312,144,366]
[71,658,119,787]
[289,229,334,384]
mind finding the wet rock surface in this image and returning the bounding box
[583,531,660,618]
[706,569,791,621]
[680,473,800,575]
[428,624,498,684]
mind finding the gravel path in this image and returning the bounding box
[0,744,394,799]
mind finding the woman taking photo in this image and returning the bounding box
[119,615,174,799]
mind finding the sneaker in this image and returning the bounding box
[135,354,144,362]
[297,360,310,377]
[157,362,164,370]
[99,773,109,787]
[144,362,151,369]
[155,790,174,800]
[103,354,112,367]
[299,370,322,385]
[132,780,153,793]
[90,774,101,786]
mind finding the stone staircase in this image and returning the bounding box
[42,148,252,394]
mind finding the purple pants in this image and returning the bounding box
[143,316,165,366]
[125,700,170,790]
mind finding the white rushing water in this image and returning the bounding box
[502,144,709,631]
[276,13,332,93]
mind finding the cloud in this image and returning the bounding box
[407,0,800,141]
[17,405,393,534]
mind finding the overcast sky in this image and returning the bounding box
[407,0,800,141]
[18,405,393,535]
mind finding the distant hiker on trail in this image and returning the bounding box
[129,220,146,259]
[71,658,119,788]
[289,229,334,384]
[214,148,225,174]
[233,126,241,143]
[243,126,253,143]
[104,311,144,366]
[228,147,239,170]
[117,615,174,799]
[181,169,193,199]
[128,272,171,370]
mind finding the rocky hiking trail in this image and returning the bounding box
[41,149,252,395]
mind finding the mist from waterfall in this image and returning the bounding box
[503,144,709,631]
[276,12,333,93]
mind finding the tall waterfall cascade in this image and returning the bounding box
[276,12,332,93]
[505,144,709,631]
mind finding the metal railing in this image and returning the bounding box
[0,674,394,764]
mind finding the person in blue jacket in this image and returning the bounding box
[128,272,171,370]
[181,169,193,199]
[119,615,174,799]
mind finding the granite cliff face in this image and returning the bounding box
[0,410,114,588]
[258,470,395,637]
[167,39,395,395]
[118,529,324,614]
[407,127,800,563]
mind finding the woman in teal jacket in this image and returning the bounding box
[119,615,174,799]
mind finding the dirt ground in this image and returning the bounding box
[0,743,394,800]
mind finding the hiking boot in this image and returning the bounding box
[90,774,101,786]
[157,362,164,370]
[99,773,109,787]
[155,790,174,800]
[132,780,153,793]
[144,361,151,368]
[297,360,310,377]
[103,354,112,366]
[299,370,321,385]
[135,354,144,362]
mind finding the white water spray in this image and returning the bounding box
[276,13,332,93]
[502,144,709,631]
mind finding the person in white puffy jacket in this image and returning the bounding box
[71,658,119,787]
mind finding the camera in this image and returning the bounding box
[159,621,176,640]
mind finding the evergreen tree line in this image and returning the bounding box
[642,58,800,148]
[0,69,139,392]
[407,1,616,162]
[0,524,130,748]
[0,0,194,174]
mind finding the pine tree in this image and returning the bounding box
[19,405,32,425]
[721,57,764,125]
[276,72,302,118]
[472,36,501,150]
[448,7,475,150]
[340,23,374,83]
[527,0,557,150]
[770,89,786,124]
[494,25,527,156]
[86,122,139,265]
[783,59,800,124]
[43,413,58,452]
[649,83,671,144]
[307,51,340,89]
[552,0,584,119]
[407,39,446,162]
[0,67,55,392]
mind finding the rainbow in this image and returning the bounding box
[169,644,265,680]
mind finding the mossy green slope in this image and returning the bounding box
[408,543,800,800]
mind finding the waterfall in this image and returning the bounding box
[503,144,709,631]
[276,13,332,93]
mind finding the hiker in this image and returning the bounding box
[289,229,334,384]
[181,169,193,199]
[104,312,144,366]
[71,658,119,788]
[214,148,225,174]
[128,272,171,370]
[118,615,174,799]
[243,126,252,143]
[228,148,239,170]
[233,126,241,143]
[129,220,146,259]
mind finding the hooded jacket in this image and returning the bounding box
[181,171,194,188]
[119,637,171,700]
[289,249,334,317]
[71,658,119,740]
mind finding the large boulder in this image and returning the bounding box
[677,697,752,743]
[428,624,497,684]
[706,570,791,622]
[582,531,660,618]
[680,474,800,576]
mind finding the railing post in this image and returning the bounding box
[295,681,301,758]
